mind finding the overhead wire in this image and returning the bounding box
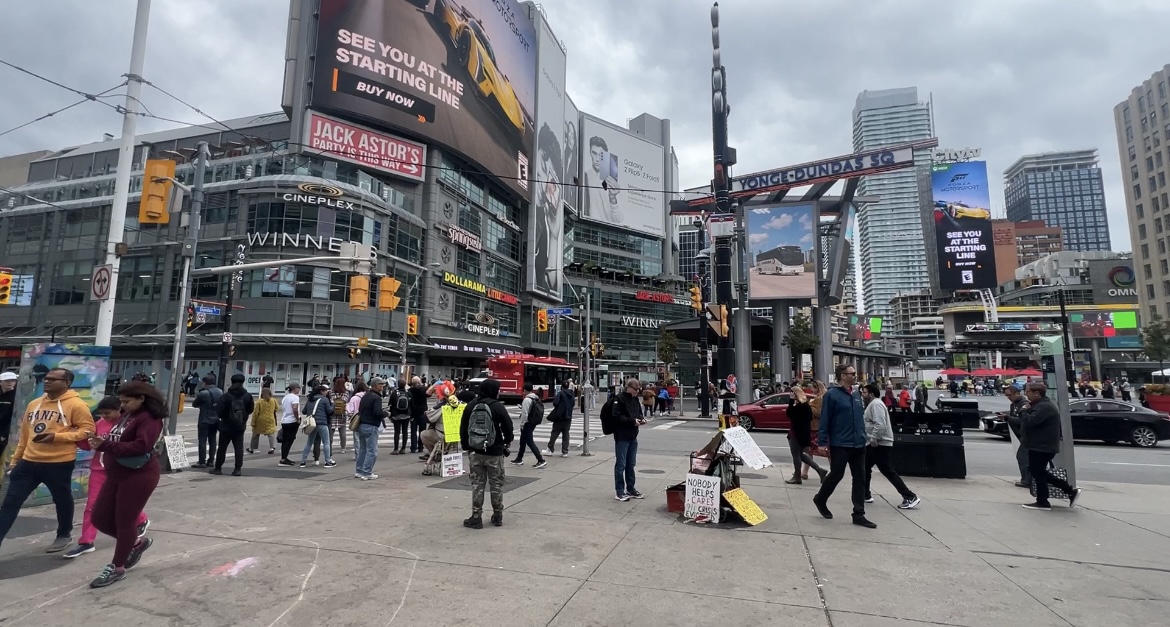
[0,82,128,140]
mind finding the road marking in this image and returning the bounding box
[652,420,686,430]
[1091,462,1170,467]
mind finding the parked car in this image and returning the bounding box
[985,400,1170,447]
[736,393,792,431]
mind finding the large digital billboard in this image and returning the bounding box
[564,96,580,212]
[527,13,565,300]
[931,161,997,290]
[311,0,536,196]
[1069,311,1139,338]
[746,204,816,299]
[579,116,666,238]
[848,315,883,341]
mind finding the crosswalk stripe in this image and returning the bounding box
[652,420,686,430]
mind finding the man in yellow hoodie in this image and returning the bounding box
[0,368,95,553]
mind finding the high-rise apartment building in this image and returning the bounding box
[1003,150,1110,253]
[991,219,1065,285]
[853,87,934,316]
[1113,64,1170,322]
[889,290,945,361]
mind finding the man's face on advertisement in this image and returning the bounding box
[590,145,604,173]
[538,150,561,211]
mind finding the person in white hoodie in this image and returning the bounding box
[860,382,920,510]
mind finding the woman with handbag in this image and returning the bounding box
[278,383,302,466]
[300,385,336,468]
[786,385,828,484]
[86,381,165,588]
[247,387,278,454]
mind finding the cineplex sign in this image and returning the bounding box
[443,272,519,306]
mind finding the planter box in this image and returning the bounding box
[1146,395,1170,413]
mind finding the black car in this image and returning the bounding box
[1069,399,1170,448]
[981,412,1011,439]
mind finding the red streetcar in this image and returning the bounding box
[469,354,578,403]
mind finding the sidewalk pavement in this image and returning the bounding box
[1,446,1168,626]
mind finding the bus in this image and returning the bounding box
[756,245,804,276]
[470,354,579,403]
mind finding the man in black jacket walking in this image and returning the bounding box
[547,380,575,457]
[612,378,646,501]
[213,374,254,476]
[1021,383,1081,510]
[460,378,514,529]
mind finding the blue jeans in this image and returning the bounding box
[355,424,380,476]
[614,438,638,496]
[0,461,75,542]
[301,424,332,463]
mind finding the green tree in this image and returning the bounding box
[782,312,820,379]
[657,329,678,368]
[1142,317,1170,377]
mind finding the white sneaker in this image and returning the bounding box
[360,474,379,481]
[354,473,362,479]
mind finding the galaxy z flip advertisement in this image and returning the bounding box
[931,161,997,290]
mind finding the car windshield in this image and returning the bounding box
[469,21,497,66]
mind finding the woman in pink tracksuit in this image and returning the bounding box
[64,397,150,559]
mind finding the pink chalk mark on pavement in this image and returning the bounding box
[209,557,259,577]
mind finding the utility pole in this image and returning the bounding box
[696,244,710,417]
[581,286,593,456]
[216,242,245,386]
[1057,287,1078,390]
[96,0,152,346]
[166,141,208,434]
[709,2,736,414]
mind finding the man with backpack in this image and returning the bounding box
[546,380,575,457]
[213,374,254,476]
[511,383,548,468]
[460,378,514,529]
[601,377,647,501]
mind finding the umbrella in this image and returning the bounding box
[1016,368,1043,377]
[971,368,998,377]
[939,368,970,376]
[994,368,1018,376]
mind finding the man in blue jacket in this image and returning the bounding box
[812,364,877,528]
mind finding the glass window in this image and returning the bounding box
[484,219,520,261]
[1144,264,1153,280]
[457,201,482,235]
[49,260,93,305]
[456,248,481,278]
[116,256,163,302]
[484,259,519,295]
[392,216,423,263]
[453,293,479,324]
[6,214,48,255]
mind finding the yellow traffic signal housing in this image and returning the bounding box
[378,276,402,311]
[140,159,176,224]
[719,304,729,337]
[0,273,11,305]
[349,275,370,311]
[536,308,549,332]
[689,285,702,311]
[406,314,419,335]
[185,304,194,328]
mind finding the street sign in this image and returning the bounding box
[357,336,369,347]
[222,332,233,344]
[547,307,573,316]
[90,265,112,301]
[195,312,207,323]
[195,304,222,316]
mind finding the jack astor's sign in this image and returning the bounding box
[633,290,691,307]
[443,271,519,306]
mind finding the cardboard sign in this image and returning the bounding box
[723,488,768,526]
[164,435,191,470]
[442,408,462,443]
[684,473,722,521]
[721,426,773,470]
[442,451,464,477]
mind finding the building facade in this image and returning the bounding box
[1113,64,1170,322]
[852,87,934,316]
[889,291,944,362]
[1003,149,1111,253]
[991,219,1065,285]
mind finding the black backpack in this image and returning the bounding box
[226,394,248,431]
[599,396,617,435]
[394,391,411,415]
[467,402,498,453]
[526,396,545,426]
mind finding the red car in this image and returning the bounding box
[737,393,793,431]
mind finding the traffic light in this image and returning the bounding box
[229,345,237,357]
[348,347,359,359]
[139,159,176,224]
[0,272,11,305]
[589,333,604,358]
[185,304,194,329]
[689,285,702,311]
[719,304,729,338]
[406,314,419,335]
[349,275,370,311]
[378,276,402,311]
[536,308,549,332]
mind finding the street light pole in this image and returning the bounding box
[1057,287,1077,390]
[165,142,207,434]
[709,2,736,413]
[95,0,152,346]
[581,286,593,456]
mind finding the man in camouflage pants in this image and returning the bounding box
[460,378,514,529]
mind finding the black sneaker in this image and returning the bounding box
[299,461,307,468]
[209,468,223,475]
[63,543,96,559]
[491,512,503,527]
[124,537,153,569]
[615,493,630,502]
[192,462,206,469]
[1068,488,1082,509]
[324,460,337,468]
[509,460,524,466]
[136,519,151,538]
[278,459,295,466]
[533,460,548,469]
[45,536,72,553]
[852,516,877,529]
[231,469,242,477]
[463,516,483,529]
[813,495,833,519]
[89,564,125,589]
[627,489,645,499]
[1022,502,1051,511]
[245,448,254,454]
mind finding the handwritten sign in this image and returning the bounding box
[442,408,462,443]
[164,435,191,470]
[723,488,768,526]
[684,473,722,521]
[442,451,464,477]
[721,426,773,470]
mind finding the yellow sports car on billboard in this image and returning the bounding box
[434,0,526,132]
[936,200,991,220]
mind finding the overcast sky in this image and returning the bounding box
[2,0,1168,265]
